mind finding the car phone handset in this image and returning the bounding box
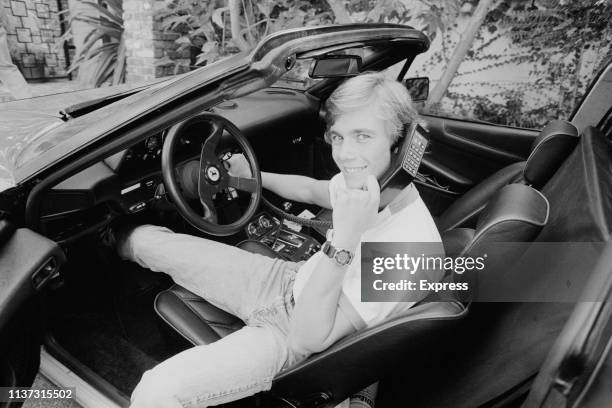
[377,121,429,190]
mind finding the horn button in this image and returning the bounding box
[205,165,222,183]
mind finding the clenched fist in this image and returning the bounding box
[224,153,252,178]
[331,175,380,250]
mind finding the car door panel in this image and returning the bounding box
[0,223,65,394]
[438,120,535,159]
[417,116,539,214]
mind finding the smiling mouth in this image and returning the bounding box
[344,165,367,174]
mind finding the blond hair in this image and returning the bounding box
[323,72,420,145]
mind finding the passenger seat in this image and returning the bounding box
[436,120,578,233]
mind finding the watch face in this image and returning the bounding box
[335,250,352,265]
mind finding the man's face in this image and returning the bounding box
[328,107,393,189]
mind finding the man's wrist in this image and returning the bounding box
[330,232,359,251]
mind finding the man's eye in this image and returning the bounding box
[356,133,371,142]
[330,134,343,143]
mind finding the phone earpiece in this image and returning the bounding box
[379,123,428,189]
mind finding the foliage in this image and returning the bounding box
[56,0,126,87]
[56,0,610,127]
[492,0,612,111]
[416,0,612,128]
[154,0,333,71]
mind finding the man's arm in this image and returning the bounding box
[287,254,357,354]
[261,172,331,209]
[288,176,380,355]
[225,154,331,208]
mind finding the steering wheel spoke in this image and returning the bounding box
[201,122,223,163]
[227,175,258,193]
[199,194,218,223]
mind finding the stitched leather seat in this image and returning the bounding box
[154,240,274,345]
[154,183,548,406]
[436,120,578,233]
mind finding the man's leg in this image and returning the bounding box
[130,325,288,408]
[118,225,297,320]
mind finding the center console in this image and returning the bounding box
[245,213,322,261]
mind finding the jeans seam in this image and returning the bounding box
[184,376,274,407]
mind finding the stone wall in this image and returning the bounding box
[1,0,69,79]
[123,0,190,83]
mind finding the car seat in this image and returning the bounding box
[154,184,549,407]
[436,120,577,233]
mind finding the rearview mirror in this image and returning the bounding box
[309,55,362,78]
[404,77,429,102]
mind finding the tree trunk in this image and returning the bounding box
[228,0,251,52]
[425,0,497,109]
[326,0,352,24]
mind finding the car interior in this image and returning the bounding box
[2,39,611,407]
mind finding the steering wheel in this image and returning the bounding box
[161,112,262,236]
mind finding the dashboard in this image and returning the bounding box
[38,88,325,243]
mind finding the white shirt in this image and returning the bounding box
[292,173,443,329]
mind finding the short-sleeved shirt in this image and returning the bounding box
[292,173,443,330]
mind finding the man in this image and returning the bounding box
[120,71,442,407]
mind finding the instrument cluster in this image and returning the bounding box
[118,132,199,178]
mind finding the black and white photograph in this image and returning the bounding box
[0,0,611,407]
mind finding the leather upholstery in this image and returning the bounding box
[437,120,578,233]
[155,284,244,345]
[466,183,549,255]
[154,177,549,407]
[154,242,467,406]
[441,228,476,257]
[441,184,548,258]
[271,301,466,404]
[523,120,579,187]
[154,240,280,345]
[437,161,525,232]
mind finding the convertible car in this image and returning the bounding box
[0,24,611,408]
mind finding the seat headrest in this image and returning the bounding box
[524,120,579,188]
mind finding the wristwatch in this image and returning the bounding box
[321,240,354,267]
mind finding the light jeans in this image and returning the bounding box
[119,225,307,408]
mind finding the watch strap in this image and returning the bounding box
[322,240,354,266]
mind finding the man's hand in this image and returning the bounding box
[224,153,252,178]
[332,175,380,249]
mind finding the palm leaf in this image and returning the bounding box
[73,15,123,33]
[111,36,126,85]
[86,42,118,60]
[79,1,123,26]
[91,52,116,86]
[62,0,126,87]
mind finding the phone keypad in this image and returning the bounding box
[402,131,428,176]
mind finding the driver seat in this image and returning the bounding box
[154,183,549,407]
[155,240,467,406]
